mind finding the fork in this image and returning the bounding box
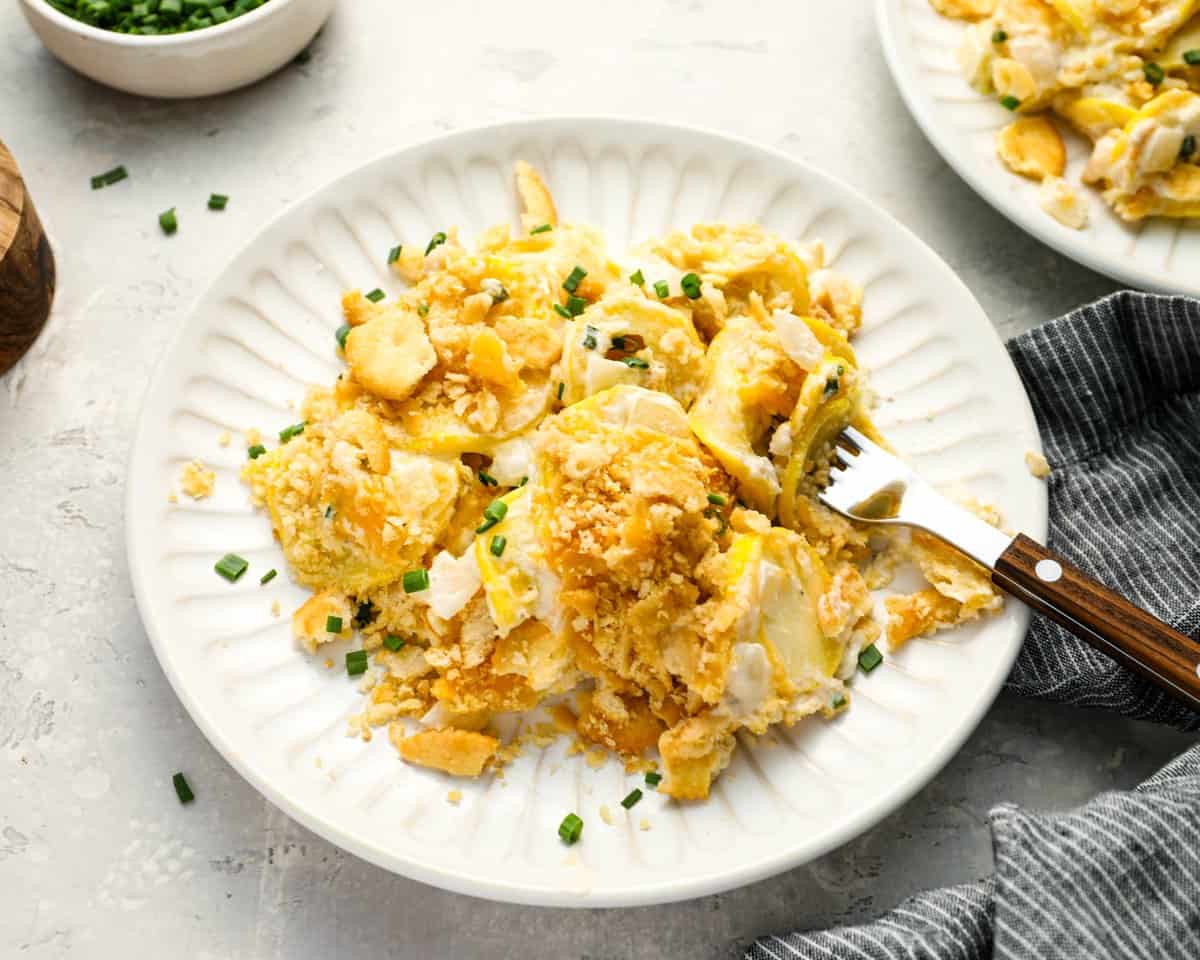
[819,425,1200,710]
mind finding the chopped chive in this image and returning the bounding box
[530,223,553,234]
[630,269,645,286]
[1144,61,1164,86]
[336,324,351,349]
[858,644,884,673]
[991,29,1007,43]
[557,382,565,401]
[158,207,178,235]
[486,282,510,303]
[324,505,334,519]
[278,422,306,443]
[612,336,626,350]
[831,693,847,709]
[653,280,669,298]
[567,295,587,317]
[425,231,447,255]
[384,634,405,652]
[91,165,128,189]
[479,471,498,487]
[172,772,194,804]
[387,244,402,264]
[620,788,643,810]
[707,493,727,506]
[325,615,343,633]
[208,193,228,211]
[563,265,587,293]
[558,812,583,845]
[490,534,507,557]
[365,288,385,303]
[402,568,430,593]
[644,771,662,787]
[346,650,369,676]
[418,302,430,317]
[1181,135,1197,160]
[484,500,508,523]
[214,553,249,582]
[518,476,528,486]
[553,303,572,319]
[259,568,277,585]
[704,506,729,535]
[247,443,267,459]
[680,272,702,299]
[1185,49,1200,66]
[582,326,598,349]
[622,356,649,369]
[999,95,1020,111]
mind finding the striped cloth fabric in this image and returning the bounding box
[748,292,1200,960]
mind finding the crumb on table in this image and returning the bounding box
[447,789,462,805]
[179,459,216,499]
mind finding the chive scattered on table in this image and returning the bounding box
[172,772,194,804]
[402,568,430,593]
[159,207,178,235]
[259,568,277,585]
[214,553,248,582]
[247,443,266,459]
[208,194,228,211]
[387,244,403,264]
[425,231,447,255]
[621,788,643,810]
[90,165,128,189]
[644,771,662,788]
[558,812,584,845]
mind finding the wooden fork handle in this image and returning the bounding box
[992,534,1200,711]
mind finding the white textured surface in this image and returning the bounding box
[2,1,1192,956]
[128,119,1045,905]
[878,0,1200,295]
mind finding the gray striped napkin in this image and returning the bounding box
[748,292,1200,960]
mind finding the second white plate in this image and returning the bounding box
[877,0,1200,294]
[126,117,1046,907]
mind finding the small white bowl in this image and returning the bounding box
[18,0,335,99]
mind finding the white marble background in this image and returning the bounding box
[2,1,1194,957]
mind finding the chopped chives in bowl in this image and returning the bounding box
[44,0,275,36]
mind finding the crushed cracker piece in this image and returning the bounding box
[1025,450,1050,479]
[447,789,463,805]
[179,459,215,499]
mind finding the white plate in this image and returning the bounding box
[876,0,1200,295]
[126,117,1046,907]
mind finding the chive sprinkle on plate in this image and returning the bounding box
[621,788,643,810]
[558,812,583,845]
[208,193,229,211]
[402,568,430,594]
[384,634,405,652]
[346,650,369,676]
[214,553,248,582]
[158,207,178,235]
[46,0,273,36]
[858,643,884,673]
[644,771,662,788]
